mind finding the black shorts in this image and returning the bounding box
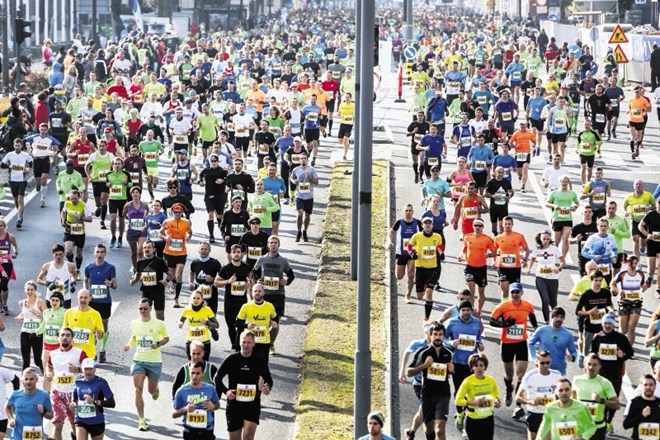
[608,108,620,119]
[526,412,543,433]
[142,288,165,311]
[234,137,250,151]
[592,208,606,221]
[338,123,353,139]
[9,181,27,198]
[165,254,187,267]
[108,199,127,215]
[415,266,440,292]
[74,167,87,178]
[92,182,109,197]
[630,121,646,131]
[90,301,112,320]
[501,340,529,362]
[552,220,572,232]
[413,384,422,400]
[579,154,595,168]
[63,233,86,249]
[226,401,260,432]
[320,115,329,127]
[489,204,509,223]
[295,198,314,214]
[183,429,215,440]
[326,99,336,113]
[516,153,531,169]
[648,240,660,257]
[550,133,568,143]
[464,265,487,287]
[396,254,413,266]
[421,393,450,423]
[592,121,606,133]
[529,119,544,131]
[499,124,515,136]
[266,294,285,321]
[498,267,521,283]
[304,128,320,142]
[0,418,6,433]
[201,140,215,150]
[75,421,105,437]
[272,209,280,223]
[632,220,642,237]
[204,195,227,215]
[33,157,50,178]
[473,171,488,188]
[612,252,625,269]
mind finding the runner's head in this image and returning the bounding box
[468,353,489,373]
[584,353,601,377]
[240,330,256,355]
[472,218,485,234]
[509,282,523,302]
[50,291,63,310]
[458,300,473,321]
[189,361,205,386]
[21,367,40,392]
[555,378,572,404]
[51,243,65,259]
[189,341,205,362]
[641,374,657,398]
[58,326,73,348]
[602,313,616,333]
[197,242,211,258]
[536,349,552,372]
[367,412,385,436]
[551,307,565,329]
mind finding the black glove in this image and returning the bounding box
[411,251,418,260]
[46,281,55,291]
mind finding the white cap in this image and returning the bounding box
[81,358,95,369]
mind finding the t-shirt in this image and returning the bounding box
[72,376,113,425]
[519,367,562,413]
[494,232,527,268]
[537,399,598,440]
[181,306,216,343]
[462,233,495,268]
[454,374,500,419]
[575,289,613,333]
[84,262,116,304]
[63,308,104,359]
[573,374,617,426]
[408,231,443,269]
[491,299,535,343]
[237,301,277,345]
[530,245,562,279]
[7,389,52,440]
[548,190,578,221]
[173,383,220,432]
[130,318,168,363]
[486,178,513,208]
[624,192,656,222]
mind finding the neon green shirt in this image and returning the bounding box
[129,318,169,363]
[537,399,598,440]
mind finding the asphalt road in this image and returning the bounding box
[377,57,660,439]
[0,142,334,439]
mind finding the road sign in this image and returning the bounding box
[614,44,629,63]
[608,24,629,44]
[403,45,418,60]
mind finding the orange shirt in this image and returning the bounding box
[629,97,649,123]
[245,89,268,113]
[490,299,535,343]
[305,88,331,115]
[462,233,495,267]
[164,218,191,256]
[494,232,528,268]
[509,130,534,154]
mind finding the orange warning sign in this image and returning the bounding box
[614,44,629,63]
[608,25,629,44]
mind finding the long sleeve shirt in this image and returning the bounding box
[528,325,577,375]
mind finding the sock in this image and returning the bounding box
[40,186,46,201]
[412,163,419,177]
[111,235,116,241]
[66,253,74,263]
[425,432,435,440]
[75,257,82,270]
[36,185,41,192]
[515,381,521,394]
[175,282,182,299]
[631,141,635,153]
[101,331,109,351]
[101,205,107,222]
[328,119,333,132]
[149,191,154,199]
[424,301,433,319]
[505,378,513,393]
[207,220,215,236]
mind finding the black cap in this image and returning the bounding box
[458,300,473,310]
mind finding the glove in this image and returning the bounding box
[411,251,418,260]
[503,317,517,328]
[46,281,55,291]
[69,282,76,294]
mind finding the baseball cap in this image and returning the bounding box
[603,314,617,326]
[231,195,243,201]
[248,217,262,224]
[421,217,433,223]
[81,358,95,369]
[103,127,113,133]
[430,165,441,172]
[458,300,473,310]
[177,149,188,155]
[509,282,523,293]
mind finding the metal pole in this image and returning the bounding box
[91,0,97,44]
[350,0,362,280]
[353,0,374,436]
[1,1,9,93]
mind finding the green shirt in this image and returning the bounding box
[603,214,630,251]
[573,374,617,427]
[247,192,281,229]
[88,152,114,182]
[106,171,131,200]
[66,97,87,120]
[537,399,598,440]
[37,307,66,346]
[577,130,602,156]
[548,190,578,222]
[138,140,163,168]
[56,170,85,203]
[196,114,219,142]
[130,318,168,363]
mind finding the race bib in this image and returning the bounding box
[90,284,108,300]
[427,362,447,382]
[248,247,262,258]
[200,285,212,300]
[136,336,154,352]
[169,238,184,251]
[592,193,605,204]
[477,96,487,104]
[73,327,91,345]
[231,281,246,296]
[475,395,494,415]
[230,224,245,237]
[598,343,617,361]
[597,264,610,276]
[253,325,267,343]
[97,170,108,181]
[298,182,311,194]
[70,222,84,236]
[77,154,89,164]
[110,185,123,196]
[460,137,472,147]
[129,172,140,182]
[144,152,158,161]
[142,271,157,287]
[475,160,487,170]
[623,290,641,301]
[516,152,528,162]
[537,393,554,406]
[595,113,605,123]
[639,422,660,440]
[556,421,577,440]
[187,325,206,340]
[501,112,512,121]
[633,205,647,217]
[22,319,40,334]
[11,164,24,172]
[538,265,554,275]
[557,207,571,217]
[457,334,477,351]
[506,324,524,340]
[427,157,439,166]
[463,207,478,219]
[421,246,436,260]
[130,218,145,230]
[589,310,605,325]
[176,169,189,180]
[342,115,354,124]
[44,325,60,345]
[554,118,565,127]
[263,276,280,290]
[307,112,318,121]
[258,144,270,155]
[236,127,248,135]
[22,427,43,440]
[586,402,599,418]
[512,71,522,80]
[499,254,517,268]
[54,374,74,386]
[174,135,187,143]
[236,383,257,402]
[186,409,207,428]
[148,229,161,241]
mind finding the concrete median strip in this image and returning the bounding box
[293,160,390,440]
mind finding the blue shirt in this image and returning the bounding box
[262,176,286,198]
[72,376,114,425]
[493,154,517,181]
[423,178,450,210]
[275,137,294,157]
[495,100,518,125]
[445,315,483,365]
[423,209,447,236]
[358,435,396,440]
[428,97,448,122]
[473,90,494,114]
[528,325,577,374]
[467,145,495,174]
[7,389,52,440]
[505,62,525,83]
[173,383,220,432]
[84,261,116,304]
[420,135,445,164]
[302,104,322,130]
[528,96,547,121]
[406,339,428,385]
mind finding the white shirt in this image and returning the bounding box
[2,151,33,182]
[519,367,562,414]
[542,165,565,191]
[0,367,16,419]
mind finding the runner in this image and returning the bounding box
[484,168,514,236]
[389,205,422,303]
[526,230,565,324]
[624,179,656,259]
[123,297,169,432]
[581,218,618,285]
[399,324,431,440]
[171,340,218,400]
[0,218,18,315]
[239,218,270,270]
[628,86,652,159]
[407,112,430,184]
[85,139,114,230]
[160,203,193,308]
[338,93,355,160]
[357,411,396,440]
[0,365,18,440]
[247,181,280,236]
[575,271,614,373]
[6,367,53,440]
[545,96,573,164]
[63,289,104,361]
[407,217,444,321]
[37,244,77,308]
[451,182,488,240]
[458,218,495,315]
[178,288,219,361]
[215,330,273,440]
[235,283,278,362]
[137,129,164,200]
[535,377,597,440]
[122,186,149,271]
[527,307,577,375]
[493,216,529,300]
[1,138,32,228]
[17,280,47,372]
[623,374,660,440]
[575,120,601,186]
[639,198,660,294]
[546,175,579,259]
[417,124,448,179]
[586,84,611,158]
[466,134,494,195]
[70,358,115,440]
[56,159,85,212]
[198,154,227,243]
[26,123,61,208]
[508,121,535,192]
[189,242,222,340]
[215,245,252,352]
[290,152,319,243]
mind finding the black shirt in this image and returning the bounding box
[572,221,598,257]
[623,396,660,439]
[239,231,270,268]
[190,257,223,311]
[218,261,252,303]
[199,167,228,199]
[221,209,250,241]
[226,172,255,209]
[575,288,613,333]
[587,93,611,116]
[136,257,168,293]
[215,352,273,403]
[407,121,430,147]
[409,343,454,396]
[485,178,513,208]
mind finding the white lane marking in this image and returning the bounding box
[2,187,41,223]
[111,301,121,315]
[622,372,636,402]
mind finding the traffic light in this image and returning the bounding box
[15,18,32,45]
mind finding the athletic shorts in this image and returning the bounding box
[146,165,158,177]
[271,209,280,223]
[92,182,109,197]
[516,154,531,169]
[326,99,336,113]
[33,157,50,178]
[499,123,515,136]
[473,171,488,188]
[234,137,250,151]
[413,384,422,400]
[108,199,127,215]
[75,422,105,437]
[580,154,595,168]
[226,401,260,431]
[396,254,413,266]
[612,252,625,270]
[131,361,163,380]
[630,121,646,131]
[526,412,544,433]
[501,340,529,363]
[201,140,215,150]
[51,389,75,425]
[550,133,568,144]
[421,393,450,423]
[489,205,509,223]
[415,267,440,292]
[63,233,86,249]
[608,108,620,119]
[618,301,642,316]
[295,198,314,214]
[592,121,606,133]
[9,181,27,198]
[91,301,112,320]
[204,195,227,215]
[183,429,215,440]
[529,119,544,131]
[165,254,187,268]
[464,265,487,287]
[126,229,148,243]
[632,220,642,237]
[497,267,521,283]
[338,123,353,139]
[266,294,285,322]
[141,288,165,311]
[647,239,660,257]
[304,128,320,142]
[552,220,572,232]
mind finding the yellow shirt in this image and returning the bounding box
[444,53,463,68]
[237,301,277,345]
[181,306,216,343]
[63,307,104,359]
[624,191,656,222]
[338,102,355,125]
[409,231,443,269]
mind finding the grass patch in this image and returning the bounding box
[295,160,389,440]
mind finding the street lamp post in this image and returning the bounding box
[0,0,9,94]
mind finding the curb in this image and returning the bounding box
[386,159,400,436]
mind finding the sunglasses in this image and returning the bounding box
[538,361,551,365]
[510,291,521,294]
[474,225,484,228]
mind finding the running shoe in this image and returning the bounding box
[138,418,149,431]
[209,236,216,244]
[505,391,513,407]
[612,131,617,139]
[15,218,22,229]
[76,271,81,281]
[116,241,123,249]
[152,390,160,401]
[455,412,465,431]
[606,422,614,436]
[512,405,525,419]
[100,221,107,230]
[405,428,415,439]
[547,154,553,164]
[296,231,302,242]
[270,345,277,355]
[578,354,584,369]
[311,158,316,167]
[40,200,45,208]
[95,207,101,217]
[2,304,8,316]
[173,298,180,308]
[98,351,106,363]
[109,238,116,249]
[656,288,660,299]
[405,294,413,304]
[302,231,309,242]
